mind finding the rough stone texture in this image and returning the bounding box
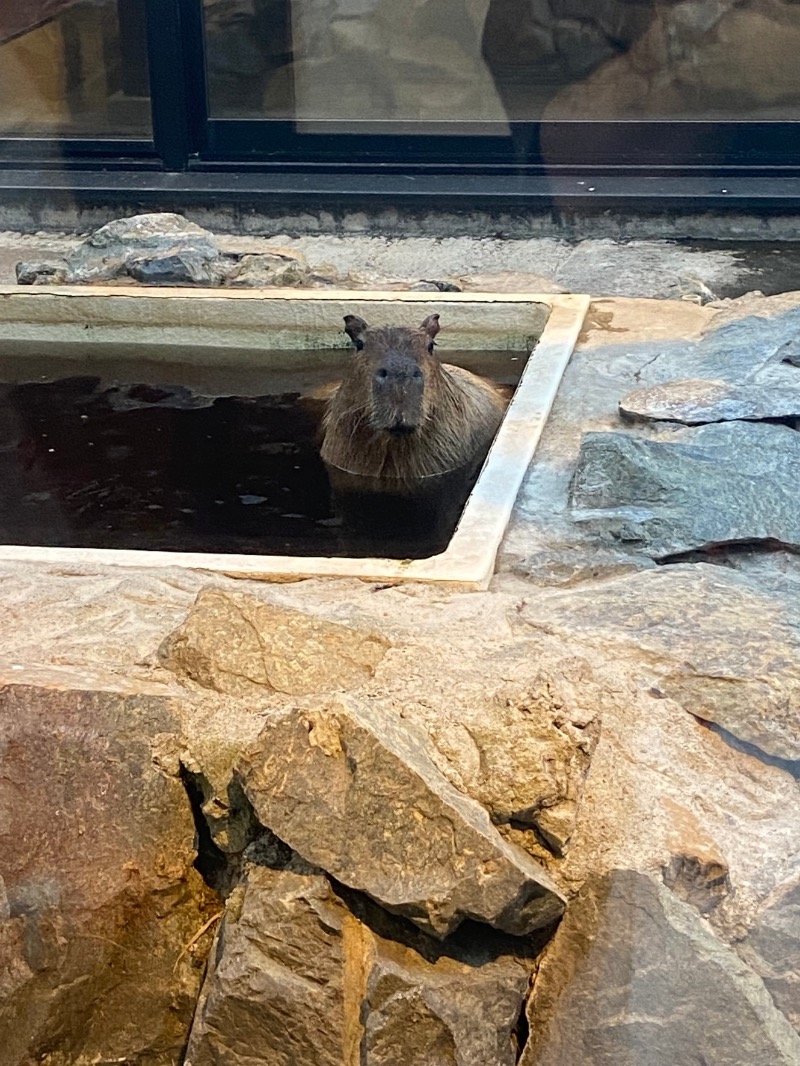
[186,848,532,1066]
[185,857,348,1066]
[62,212,222,285]
[160,587,390,697]
[0,675,218,1066]
[519,564,800,763]
[520,870,800,1066]
[570,421,800,558]
[619,378,800,425]
[426,672,599,855]
[739,873,800,1035]
[229,248,312,287]
[240,696,566,938]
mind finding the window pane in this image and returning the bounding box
[0,0,151,138]
[203,0,800,129]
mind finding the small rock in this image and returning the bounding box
[15,260,68,285]
[619,378,800,425]
[570,421,800,559]
[521,870,800,1066]
[239,695,566,938]
[230,251,311,287]
[160,588,389,697]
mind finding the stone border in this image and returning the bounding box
[0,287,589,589]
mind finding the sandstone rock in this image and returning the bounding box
[240,696,566,938]
[427,672,599,855]
[518,564,800,763]
[520,870,800,1066]
[230,250,311,287]
[160,588,390,697]
[570,421,800,558]
[0,676,217,1066]
[619,378,800,425]
[63,213,221,285]
[185,856,348,1066]
[739,873,800,1034]
[186,849,532,1066]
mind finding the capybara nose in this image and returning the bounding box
[388,420,416,436]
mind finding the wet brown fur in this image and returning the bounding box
[321,319,506,489]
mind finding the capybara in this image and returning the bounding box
[321,313,506,495]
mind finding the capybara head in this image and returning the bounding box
[343,314,442,435]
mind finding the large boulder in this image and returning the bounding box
[185,845,533,1066]
[520,870,800,1066]
[0,672,218,1066]
[239,696,566,938]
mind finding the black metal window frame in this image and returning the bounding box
[2,0,800,207]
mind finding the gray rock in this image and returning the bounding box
[126,251,227,286]
[15,260,68,285]
[739,873,800,1034]
[619,378,800,425]
[570,421,800,558]
[160,588,390,697]
[518,564,800,763]
[186,854,533,1066]
[693,305,800,382]
[520,870,800,1066]
[239,696,566,938]
[63,212,220,284]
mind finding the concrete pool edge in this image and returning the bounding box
[0,288,590,590]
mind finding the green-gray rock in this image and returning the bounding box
[570,421,800,558]
[619,378,800,425]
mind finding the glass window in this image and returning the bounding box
[0,0,151,138]
[203,0,800,130]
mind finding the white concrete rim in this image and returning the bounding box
[0,290,590,590]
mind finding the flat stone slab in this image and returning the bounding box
[240,696,566,939]
[519,564,800,763]
[570,421,800,558]
[619,378,800,425]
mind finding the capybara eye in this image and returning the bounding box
[413,369,423,381]
[376,368,388,380]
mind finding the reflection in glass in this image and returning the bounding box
[204,0,800,129]
[0,0,151,138]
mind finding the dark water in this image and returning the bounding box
[0,350,524,559]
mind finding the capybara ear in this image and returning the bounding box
[343,314,368,350]
[420,313,440,351]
